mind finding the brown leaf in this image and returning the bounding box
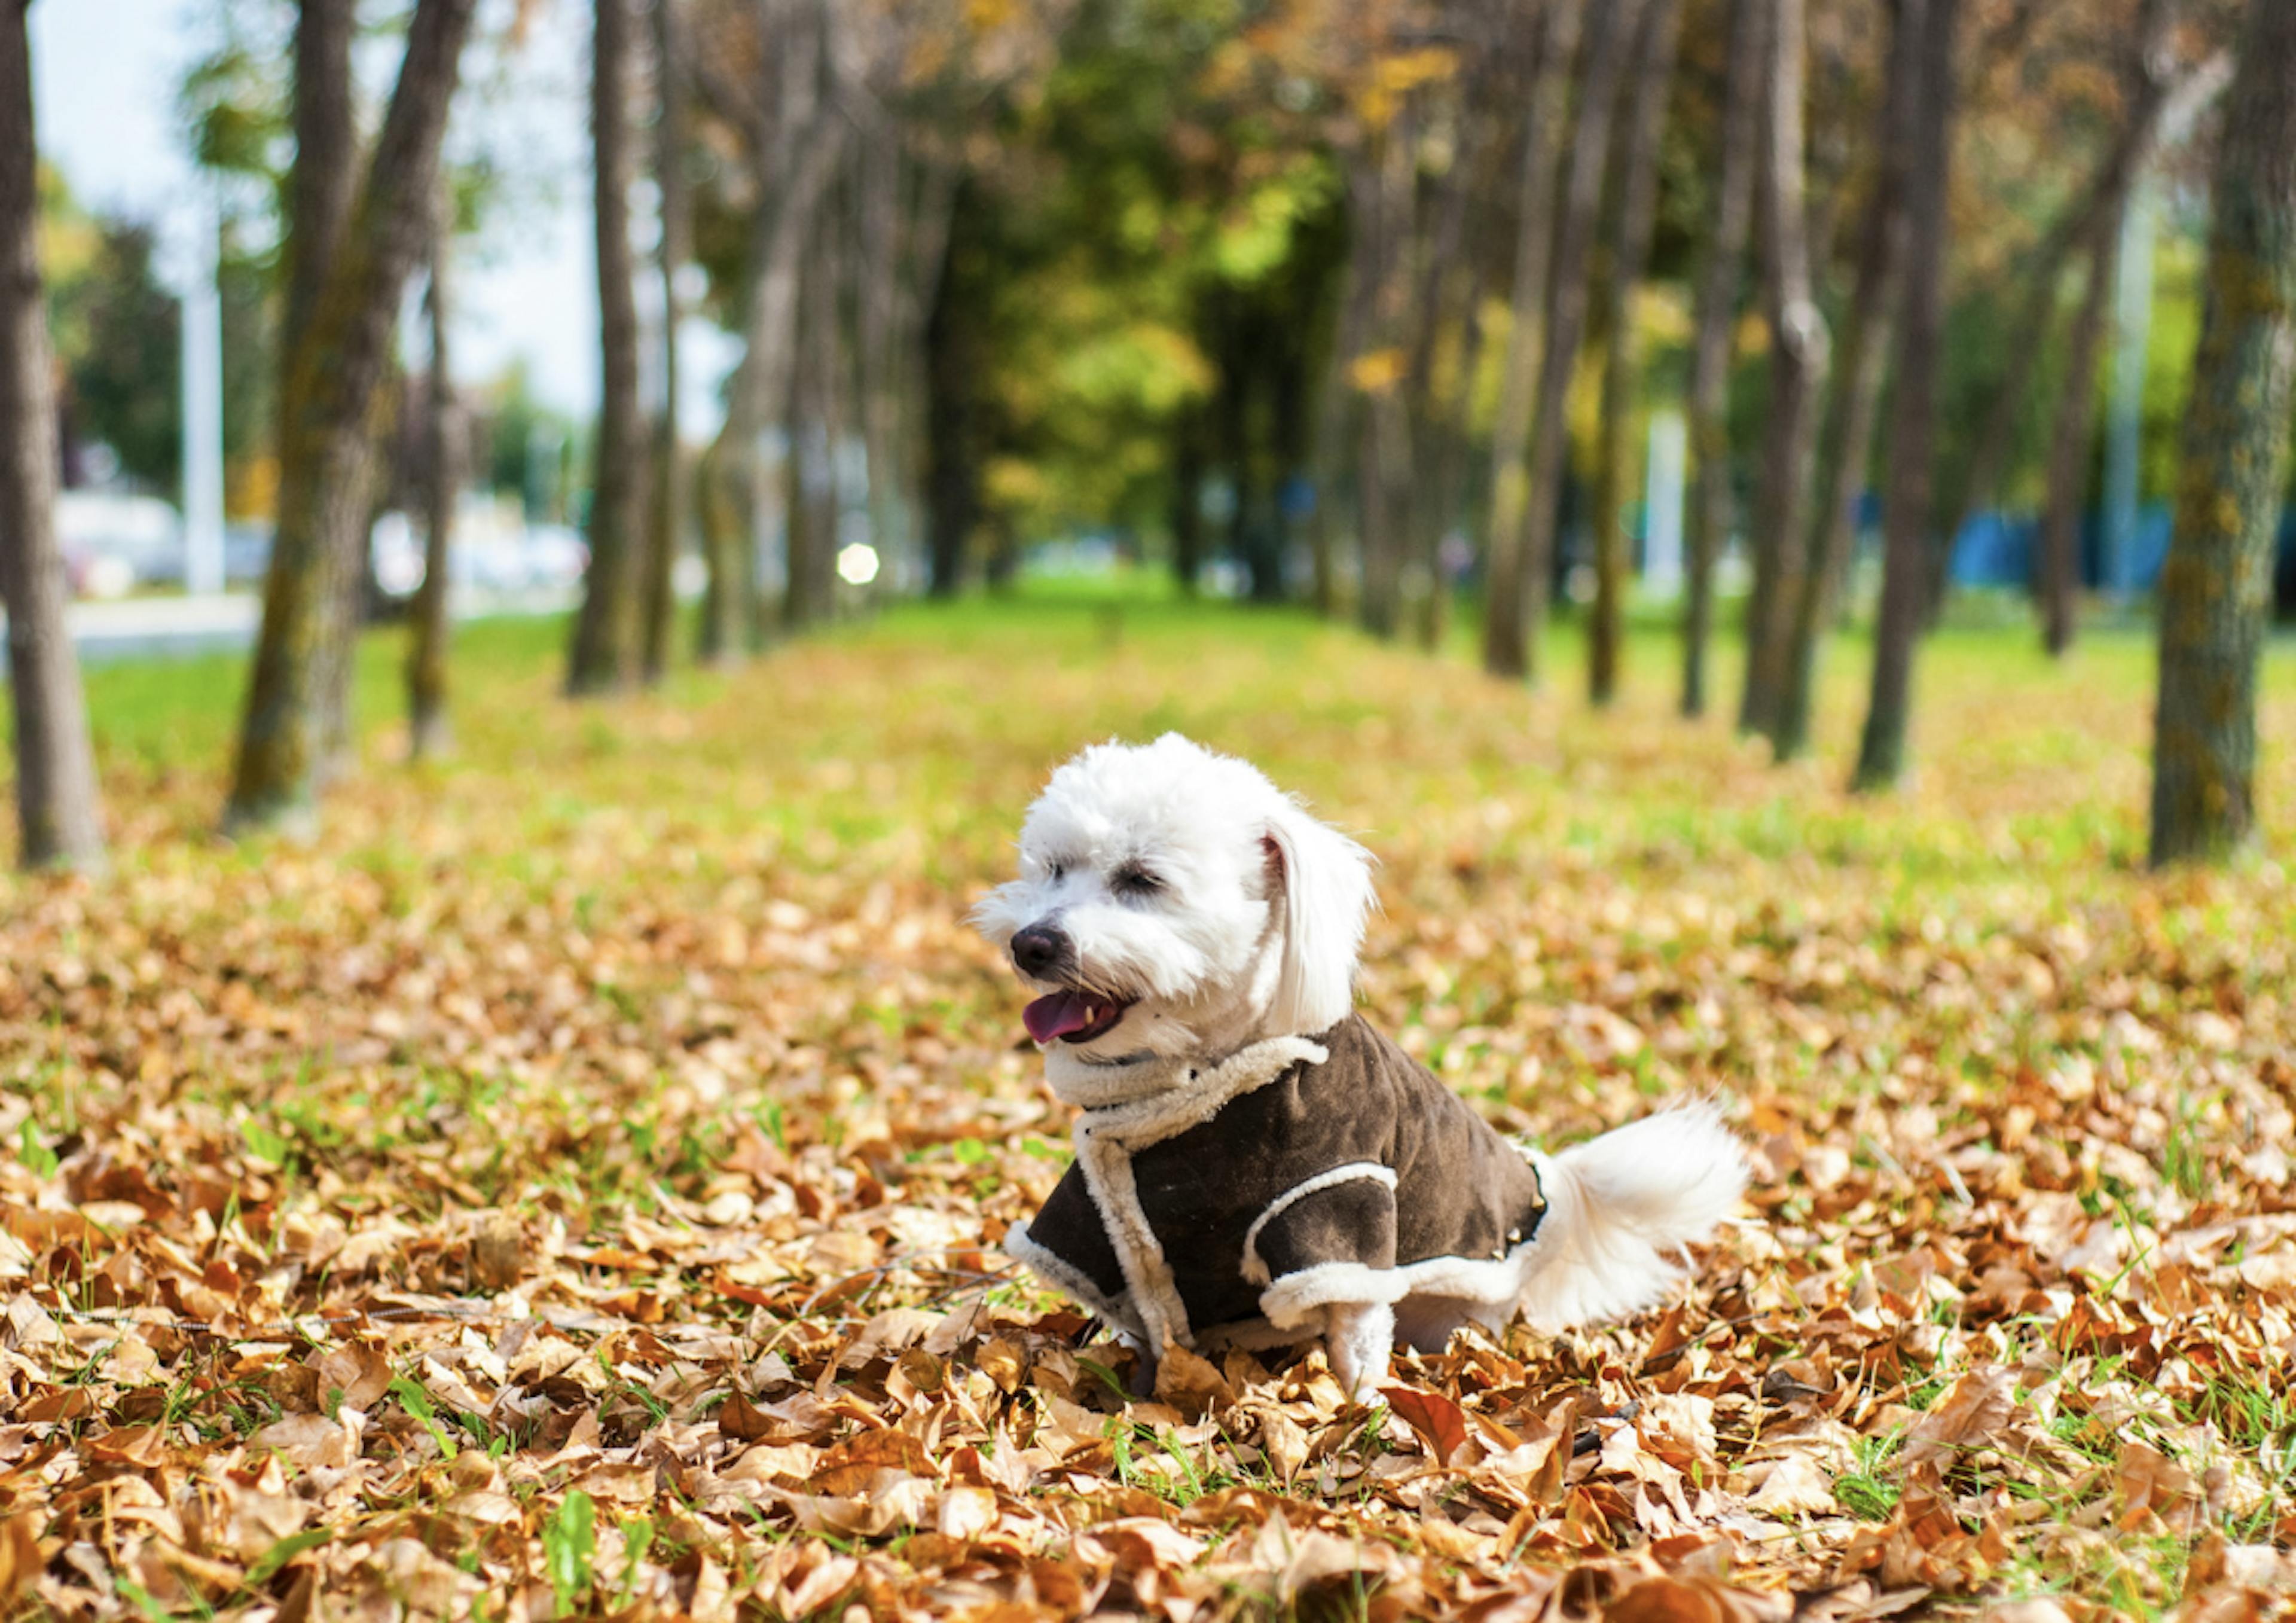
[1899,1367,2016,1469]
[1381,1384,1473,1466]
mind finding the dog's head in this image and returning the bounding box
[973,734,1375,1062]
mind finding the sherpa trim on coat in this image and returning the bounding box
[1004,1014,1550,1354]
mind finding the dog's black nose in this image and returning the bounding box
[1010,923,1073,979]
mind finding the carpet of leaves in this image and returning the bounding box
[2,600,2294,1621]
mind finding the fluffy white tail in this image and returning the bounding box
[1516,1102,1749,1331]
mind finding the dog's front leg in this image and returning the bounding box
[1324,1301,1394,1400]
[1127,1341,1160,1399]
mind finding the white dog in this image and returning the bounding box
[975,734,1747,1398]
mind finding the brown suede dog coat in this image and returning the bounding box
[1004,1014,1549,1356]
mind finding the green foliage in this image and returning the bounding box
[46,218,182,494]
[544,1491,597,1615]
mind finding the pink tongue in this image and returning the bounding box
[1024,992,1094,1044]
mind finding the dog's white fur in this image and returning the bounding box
[977,733,1747,1394]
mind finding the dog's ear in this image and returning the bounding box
[1260,798,1375,1035]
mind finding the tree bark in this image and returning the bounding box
[923,173,982,599]
[1681,0,1763,717]
[1941,0,2193,620]
[1170,405,1205,593]
[784,191,844,632]
[1588,0,1683,707]
[640,0,689,681]
[0,7,105,871]
[283,0,358,371]
[2036,216,2116,658]
[1352,103,1421,640]
[1852,0,1956,794]
[2150,0,2296,866]
[1305,155,1381,618]
[1739,0,1831,740]
[697,1,843,638]
[225,0,478,837]
[1508,0,1643,683]
[569,0,646,695]
[1482,0,1584,678]
[294,0,371,792]
[1772,0,1917,761]
[852,112,903,602]
[407,200,456,761]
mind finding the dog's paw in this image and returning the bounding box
[1324,1301,1394,1401]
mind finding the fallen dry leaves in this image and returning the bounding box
[0,606,2291,1619]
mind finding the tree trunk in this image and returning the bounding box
[569,0,645,695]
[1852,0,1956,794]
[1482,0,1585,678]
[697,0,841,642]
[1739,0,1831,740]
[1941,0,2193,623]
[1306,155,1381,618]
[0,8,105,872]
[784,200,843,633]
[1588,0,1683,707]
[1681,0,1763,716]
[225,0,478,837]
[640,0,688,681]
[1399,65,1483,650]
[289,0,369,792]
[2036,218,2116,658]
[1170,405,1205,592]
[923,174,982,599]
[1772,0,1917,761]
[283,0,358,370]
[853,114,903,602]
[2150,0,2296,865]
[1510,0,1644,683]
[1355,109,1418,640]
[407,199,456,761]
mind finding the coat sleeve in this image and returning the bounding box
[1003,1161,1144,1340]
[1242,1163,1401,1329]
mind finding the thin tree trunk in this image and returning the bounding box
[0,8,105,871]
[1589,0,1683,706]
[1306,156,1379,618]
[407,197,456,760]
[1356,109,1417,640]
[2036,218,2117,658]
[225,0,478,837]
[1739,0,1831,740]
[1941,0,2193,622]
[1401,64,1483,649]
[853,114,902,603]
[1512,0,1644,683]
[1852,0,1956,794]
[2150,0,2296,865]
[640,0,688,680]
[289,0,368,792]
[697,1,841,640]
[784,197,844,632]
[569,0,645,694]
[1681,0,1763,716]
[1171,405,1205,593]
[1772,0,1917,761]
[1483,0,1585,678]
[923,173,981,599]
[283,0,358,372]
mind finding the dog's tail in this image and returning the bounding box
[1515,1102,1749,1332]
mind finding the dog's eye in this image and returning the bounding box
[1048,862,1067,883]
[1112,863,1162,897]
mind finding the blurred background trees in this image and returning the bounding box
[4,0,2292,867]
